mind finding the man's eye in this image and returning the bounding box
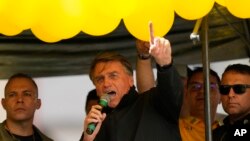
[95,77,103,84]
[210,83,218,90]
[7,93,16,97]
[193,85,200,89]
[24,92,32,96]
[110,73,118,79]
[190,84,202,90]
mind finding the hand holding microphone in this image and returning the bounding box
[86,94,110,135]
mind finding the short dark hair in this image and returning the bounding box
[89,52,133,81]
[5,73,38,96]
[223,63,250,76]
[85,89,99,112]
[187,67,220,85]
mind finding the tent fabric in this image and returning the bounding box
[0,5,249,79]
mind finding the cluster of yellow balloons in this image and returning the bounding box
[0,0,249,43]
[174,0,250,20]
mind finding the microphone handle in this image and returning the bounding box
[86,105,104,135]
[86,122,97,135]
[86,107,104,135]
[86,97,109,135]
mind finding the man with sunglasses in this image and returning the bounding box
[213,64,250,141]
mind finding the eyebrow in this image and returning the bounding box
[188,81,201,85]
[95,71,118,77]
[109,71,119,75]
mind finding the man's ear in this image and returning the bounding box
[1,98,6,110]
[36,99,41,109]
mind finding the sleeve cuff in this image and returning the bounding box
[156,59,173,72]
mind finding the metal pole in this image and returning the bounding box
[201,15,213,141]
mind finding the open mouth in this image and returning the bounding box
[107,91,116,95]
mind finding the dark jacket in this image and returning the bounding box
[0,121,53,141]
[93,64,183,141]
[213,114,250,141]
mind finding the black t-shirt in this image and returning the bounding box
[7,129,42,141]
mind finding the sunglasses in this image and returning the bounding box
[219,84,250,95]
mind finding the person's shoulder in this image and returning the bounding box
[0,121,6,131]
[0,121,4,127]
[0,121,12,141]
[213,123,225,132]
[33,125,53,141]
[40,133,53,141]
[137,87,157,100]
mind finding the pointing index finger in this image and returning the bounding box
[149,21,154,45]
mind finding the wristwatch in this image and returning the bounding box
[137,53,151,60]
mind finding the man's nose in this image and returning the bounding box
[103,78,111,87]
[17,94,24,103]
[228,88,235,97]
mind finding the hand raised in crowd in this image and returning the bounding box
[148,22,172,67]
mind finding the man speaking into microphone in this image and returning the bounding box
[81,23,183,141]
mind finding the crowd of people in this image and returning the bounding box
[1,24,250,141]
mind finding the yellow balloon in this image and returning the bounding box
[31,0,83,40]
[98,0,137,19]
[81,0,121,36]
[226,0,250,18]
[123,0,174,41]
[1,0,39,30]
[0,0,6,13]
[0,14,23,36]
[31,27,61,43]
[173,0,215,20]
[215,0,226,6]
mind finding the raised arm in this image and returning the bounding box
[136,39,155,93]
[149,22,183,122]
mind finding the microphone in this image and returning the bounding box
[86,94,110,135]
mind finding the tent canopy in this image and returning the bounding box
[0,5,249,79]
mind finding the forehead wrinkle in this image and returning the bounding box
[95,61,124,77]
[189,77,218,84]
[95,63,109,76]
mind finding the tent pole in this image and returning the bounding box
[201,15,213,141]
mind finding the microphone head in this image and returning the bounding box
[99,94,110,107]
